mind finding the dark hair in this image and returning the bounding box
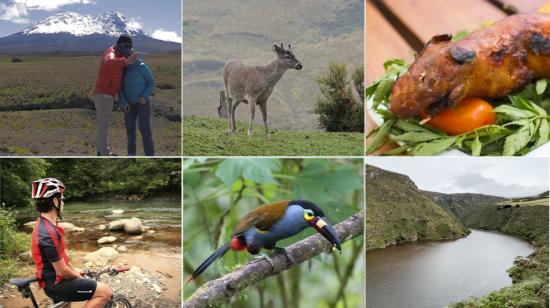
[35,193,61,213]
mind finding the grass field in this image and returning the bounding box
[0,54,180,155]
[183,115,364,156]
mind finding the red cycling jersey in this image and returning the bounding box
[93,46,126,97]
[31,216,70,288]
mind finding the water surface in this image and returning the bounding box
[17,200,181,253]
[366,230,533,308]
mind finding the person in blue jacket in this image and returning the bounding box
[118,54,156,156]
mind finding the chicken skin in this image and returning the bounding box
[390,13,550,118]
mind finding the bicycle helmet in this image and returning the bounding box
[31,178,65,199]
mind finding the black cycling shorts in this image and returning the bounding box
[44,278,97,303]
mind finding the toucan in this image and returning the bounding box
[186,200,341,283]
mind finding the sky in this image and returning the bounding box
[0,0,181,41]
[367,157,549,198]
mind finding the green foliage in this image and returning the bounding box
[314,62,364,132]
[182,115,364,156]
[365,165,469,250]
[0,159,49,208]
[46,158,181,200]
[366,58,550,155]
[183,158,364,307]
[0,158,181,208]
[0,206,31,284]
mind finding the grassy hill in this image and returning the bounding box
[0,55,181,155]
[365,165,469,250]
[423,191,506,220]
[449,192,549,307]
[182,0,363,130]
[183,115,363,156]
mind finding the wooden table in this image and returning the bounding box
[365,0,549,154]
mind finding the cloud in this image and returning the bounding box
[445,171,547,198]
[0,0,93,24]
[0,2,28,23]
[20,0,94,11]
[127,18,142,32]
[151,29,181,43]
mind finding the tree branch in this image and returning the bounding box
[184,210,364,307]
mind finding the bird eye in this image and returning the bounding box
[304,210,314,220]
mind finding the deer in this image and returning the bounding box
[222,43,303,136]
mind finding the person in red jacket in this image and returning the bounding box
[93,34,137,156]
[31,178,112,307]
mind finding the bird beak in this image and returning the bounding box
[308,217,341,252]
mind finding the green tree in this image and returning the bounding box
[315,63,364,132]
[183,158,364,307]
[0,159,49,208]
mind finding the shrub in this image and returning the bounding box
[314,62,364,132]
[0,206,31,284]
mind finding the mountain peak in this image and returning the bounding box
[22,11,144,37]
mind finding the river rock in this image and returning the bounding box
[109,219,129,231]
[58,222,75,232]
[97,236,117,244]
[23,221,36,231]
[84,247,119,266]
[18,251,33,263]
[98,225,106,231]
[152,283,162,294]
[117,245,128,252]
[73,227,85,232]
[111,209,124,215]
[124,218,144,235]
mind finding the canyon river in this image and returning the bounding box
[366,229,534,308]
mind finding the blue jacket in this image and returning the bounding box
[118,59,155,108]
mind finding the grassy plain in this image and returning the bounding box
[0,54,180,155]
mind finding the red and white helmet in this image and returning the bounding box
[31,178,65,199]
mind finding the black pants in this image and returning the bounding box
[44,278,97,302]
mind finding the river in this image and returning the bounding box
[365,229,534,308]
[17,199,181,253]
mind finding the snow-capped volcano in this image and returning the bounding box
[0,11,180,55]
[23,11,145,37]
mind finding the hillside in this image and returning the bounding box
[182,0,363,130]
[450,191,549,307]
[365,165,469,250]
[183,115,364,156]
[462,192,549,244]
[423,191,506,220]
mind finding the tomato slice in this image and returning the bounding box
[421,97,496,135]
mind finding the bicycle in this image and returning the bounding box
[10,266,132,308]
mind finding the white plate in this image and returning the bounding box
[366,97,550,157]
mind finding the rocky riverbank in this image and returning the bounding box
[0,250,181,308]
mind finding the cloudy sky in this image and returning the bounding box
[0,0,181,41]
[367,158,549,198]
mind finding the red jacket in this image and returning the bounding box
[94,46,126,96]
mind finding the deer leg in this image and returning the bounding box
[259,101,268,135]
[226,98,233,133]
[247,98,256,136]
[231,101,240,133]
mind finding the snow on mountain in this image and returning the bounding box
[23,11,145,37]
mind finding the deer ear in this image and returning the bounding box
[273,44,283,54]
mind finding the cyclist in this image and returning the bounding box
[31,178,112,307]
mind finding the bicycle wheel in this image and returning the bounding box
[111,294,132,308]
